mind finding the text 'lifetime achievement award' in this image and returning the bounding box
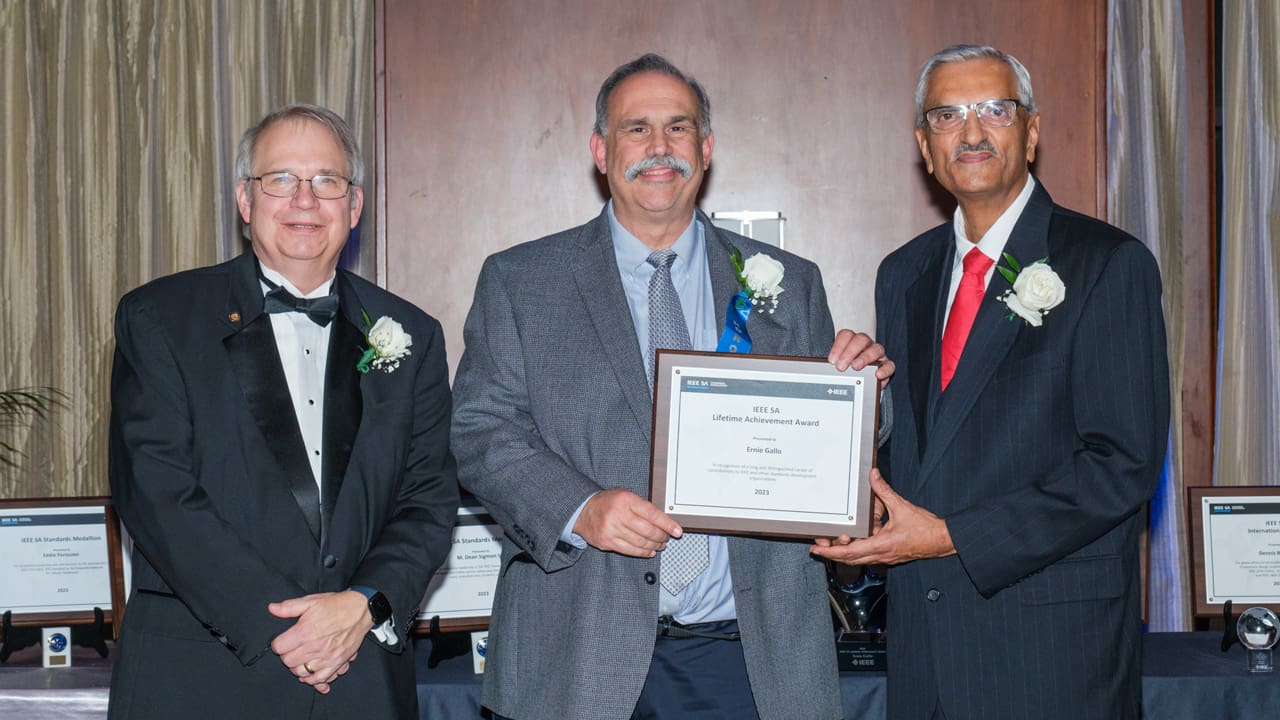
[650,350,879,538]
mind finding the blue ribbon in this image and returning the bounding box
[716,290,753,354]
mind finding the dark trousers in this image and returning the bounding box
[632,619,758,720]
[489,620,758,720]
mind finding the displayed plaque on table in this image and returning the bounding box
[417,505,503,632]
[1188,486,1280,618]
[0,498,126,627]
[650,350,880,539]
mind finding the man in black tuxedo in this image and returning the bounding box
[812,45,1169,719]
[108,104,458,719]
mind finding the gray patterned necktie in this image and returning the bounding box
[647,249,709,595]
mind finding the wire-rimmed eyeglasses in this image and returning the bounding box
[923,99,1022,133]
[249,172,354,200]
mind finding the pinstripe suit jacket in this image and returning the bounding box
[874,183,1169,720]
[451,208,842,720]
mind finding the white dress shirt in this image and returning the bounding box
[260,265,334,499]
[942,174,1038,330]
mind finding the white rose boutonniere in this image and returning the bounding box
[731,246,785,313]
[357,310,412,373]
[996,253,1065,327]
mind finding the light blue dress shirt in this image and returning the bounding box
[559,202,736,624]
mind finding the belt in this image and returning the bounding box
[656,616,741,641]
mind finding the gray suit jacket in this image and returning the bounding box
[874,183,1169,720]
[452,209,842,720]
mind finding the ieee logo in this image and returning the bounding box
[826,388,849,396]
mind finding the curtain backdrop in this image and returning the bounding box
[0,0,373,498]
[1217,2,1280,488]
[1107,0,1190,630]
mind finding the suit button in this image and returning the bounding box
[322,554,337,568]
[926,589,942,602]
[644,572,656,585]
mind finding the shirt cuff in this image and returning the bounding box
[558,493,596,550]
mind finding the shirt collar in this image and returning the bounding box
[951,174,1037,267]
[259,264,335,299]
[606,200,701,275]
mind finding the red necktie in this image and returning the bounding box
[940,248,993,390]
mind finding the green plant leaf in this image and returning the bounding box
[0,441,22,469]
[1002,252,1021,273]
[360,308,374,331]
[0,387,67,470]
[728,245,753,294]
[0,387,68,422]
[997,266,1018,285]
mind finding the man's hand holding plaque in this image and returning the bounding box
[810,469,957,564]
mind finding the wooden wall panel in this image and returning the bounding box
[378,0,1104,374]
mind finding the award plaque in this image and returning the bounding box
[650,350,879,539]
[0,498,126,628]
[1187,486,1280,619]
[416,505,503,632]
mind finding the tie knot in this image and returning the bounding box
[962,248,993,275]
[647,249,678,271]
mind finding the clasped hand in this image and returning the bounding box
[269,590,372,694]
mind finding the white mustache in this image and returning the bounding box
[624,155,693,181]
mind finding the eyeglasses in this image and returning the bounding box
[249,172,354,200]
[923,99,1021,133]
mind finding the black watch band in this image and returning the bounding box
[351,586,392,626]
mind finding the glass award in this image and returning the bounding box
[1236,606,1279,673]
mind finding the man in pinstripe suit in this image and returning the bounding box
[812,45,1169,719]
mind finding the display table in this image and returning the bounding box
[3,633,1277,718]
[0,645,111,720]
[416,631,1280,718]
[1143,631,1280,718]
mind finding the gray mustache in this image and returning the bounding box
[953,140,997,158]
[624,155,694,181]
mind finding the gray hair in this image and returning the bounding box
[594,53,712,138]
[234,103,364,186]
[914,45,1037,128]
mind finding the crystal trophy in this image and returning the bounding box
[1236,606,1279,673]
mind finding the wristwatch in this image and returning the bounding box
[350,586,392,626]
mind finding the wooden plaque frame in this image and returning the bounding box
[0,496,127,631]
[1186,485,1280,619]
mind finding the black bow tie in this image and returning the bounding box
[260,276,339,327]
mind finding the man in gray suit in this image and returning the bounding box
[452,54,890,719]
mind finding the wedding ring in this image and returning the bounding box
[303,661,315,674]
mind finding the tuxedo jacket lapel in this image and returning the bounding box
[221,253,322,543]
[919,185,1054,480]
[321,272,366,538]
[572,212,654,443]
